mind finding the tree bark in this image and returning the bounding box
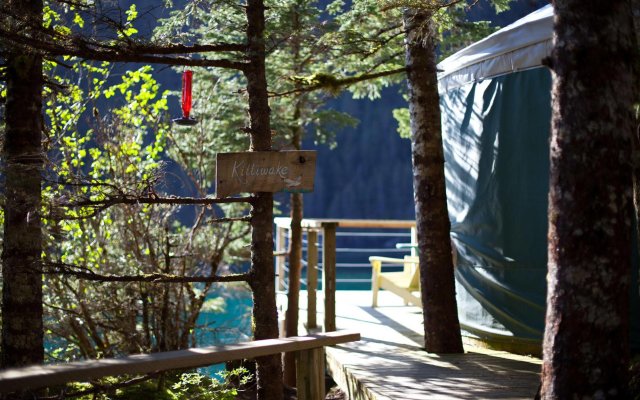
[245,1,283,399]
[403,8,463,353]
[284,131,303,387]
[630,0,640,304]
[283,4,305,386]
[541,1,635,398]
[1,0,45,372]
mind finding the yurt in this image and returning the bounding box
[438,4,640,354]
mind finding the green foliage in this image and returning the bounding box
[154,0,245,49]
[157,0,365,153]
[35,2,254,364]
[393,107,411,139]
[172,368,252,400]
[156,0,507,149]
[5,0,515,371]
[490,0,512,13]
[55,368,251,399]
[307,110,358,148]
[101,379,176,400]
[163,69,249,188]
[436,14,497,59]
[343,0,509,136]
[321,0,406,99]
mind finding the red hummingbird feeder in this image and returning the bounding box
[172,70,198,126]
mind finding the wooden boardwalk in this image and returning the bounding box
[293,290,541,400]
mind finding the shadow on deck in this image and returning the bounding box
[296,290,541,400]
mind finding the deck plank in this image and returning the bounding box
[295,290,541,400]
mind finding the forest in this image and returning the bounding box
[0,0,637,399]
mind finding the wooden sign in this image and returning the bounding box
[216,151,317,198]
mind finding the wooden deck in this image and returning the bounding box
[291,290,541,400]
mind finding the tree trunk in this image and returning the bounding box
[630,0,640,303]
[284,129,303,387]
[403,8,463,354]
[283,4,305,386]
[1,0,45,372]
[541,1,635,398]
[245,1,283,399]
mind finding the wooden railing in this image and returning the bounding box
[274,218,416,332]
[0,330,360,400]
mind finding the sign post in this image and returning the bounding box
[216,151,316,198]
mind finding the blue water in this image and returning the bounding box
[195,284,253,375]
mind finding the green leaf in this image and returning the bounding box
[73,13,84,28]
[393,107,411,139]
[126,4,138,22]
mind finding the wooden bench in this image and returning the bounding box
[0,330,360,400]
[370,255,421,307]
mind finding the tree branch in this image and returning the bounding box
[0,27,248,70]
[133,42,246,55]
[208,216,252,224]
[270,67,406,97]
[46,263,250,283]
[380,0,470,12]
[59,195,255,208]
[40,371,163,399]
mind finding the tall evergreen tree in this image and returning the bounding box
[326,0,507,353]
[403,6,463,353]
[2,1,282,397]
[1,0,45,370]
[541,1,635,397]
[244,0,283,397]
[156,0,364,387]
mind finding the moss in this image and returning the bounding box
[289,73,343,95]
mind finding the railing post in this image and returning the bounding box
[371,259,382,307]
[295,347,325,400]
[322,223,337,332]
[410,226,418,257]
[306,230,318,330]
[276,225,287,291]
